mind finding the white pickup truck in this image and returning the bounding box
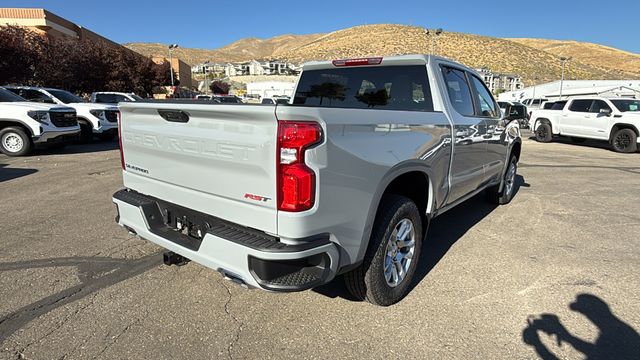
[531,97,640,153]
[0,87,79,156]
[113,55,522,306]
[4,86,119,142]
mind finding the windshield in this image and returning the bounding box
[0,88,27,102]
[48,89,84,104]
[611,99,640,112]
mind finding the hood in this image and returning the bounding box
[69,102,118,111]
[0,102,74,111]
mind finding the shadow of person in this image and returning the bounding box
[523,293,640,360]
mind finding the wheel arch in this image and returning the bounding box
[0,119,35,137]
[354,163,434,266]
[610,123,639,141]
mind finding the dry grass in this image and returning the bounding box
[124,24,639,84]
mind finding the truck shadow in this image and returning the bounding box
[522,293,640,360]
[314,175,528,301]
[0,163,38,182]
[33,140,119,156]
[0,253,161,344]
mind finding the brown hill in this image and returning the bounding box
[124,33,322,65]
[125,24,640,84]
[507,38,640,78]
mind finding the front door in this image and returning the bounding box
[440,65,488,204]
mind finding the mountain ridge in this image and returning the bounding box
[124,24,639,84]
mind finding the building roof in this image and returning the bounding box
[544,85,640,97]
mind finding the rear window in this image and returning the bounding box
[551,101,567,110]
[293,65,433,112]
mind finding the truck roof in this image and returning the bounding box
[301,54,474,73]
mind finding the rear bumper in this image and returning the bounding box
[112,189,340,291]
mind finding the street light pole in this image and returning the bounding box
[559,57,571,99]
[168,44,179,88]
[531,77,539,104]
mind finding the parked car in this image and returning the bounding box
[530,97,640,152]
[90,92,143,104]
[0,87,79,156]
[194,94,212,100]
[112,55,521,306]
[4,86,119,142]
[261,97,290,105]
[212,95,242,104]
[498,101,529,128]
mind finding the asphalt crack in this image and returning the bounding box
[220,280,243,360]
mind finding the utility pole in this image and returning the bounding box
[168,44,179,88]
[203,61,210,94]
[531,77,539,103]
[559,57,571,99]
[424,28,443,55]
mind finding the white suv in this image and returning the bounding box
[5,86,119,142]
[0,87,79,156]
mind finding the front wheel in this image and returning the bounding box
[535,123,552,143]
[487,155,518,205]
[344,195,422,306]
[611,129,638,153]
[0,127,32,156]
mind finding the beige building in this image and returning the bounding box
[152,56,193,90]
[0,8,121,48]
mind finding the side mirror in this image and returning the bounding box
[599,108,612,116]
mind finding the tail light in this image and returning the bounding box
[332,57,383,67]
[277,121,322,212]
[117,111,125,170]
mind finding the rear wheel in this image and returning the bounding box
[0,127,32,156]
[344,195,422,306]
[535,122,552,143]
[611,129,638,153]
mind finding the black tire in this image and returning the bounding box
[487,155,518,205]
[0,127,32,156]
[344,195,422,306]
[78,122,93,143]
[570,137,586,143]
[611,128,638,153]
[97,133,116,141]
[535,122,552,143]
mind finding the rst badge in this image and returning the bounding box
[244,193,271,202]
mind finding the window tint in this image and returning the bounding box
[0,88,25,102]
[442,66,474,116]
[569,99,593,112]
[294,65,433,111]
[611,99,640,112]
[551,101,567,110]
[96,94,118,103]
[20,89,54,103]
[469,75,498,117]
[589,100,611,113]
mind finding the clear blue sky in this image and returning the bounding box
[2,0,639,53]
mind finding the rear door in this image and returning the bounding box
[562,99,592,135]
[119,102,279,234]
[440,65,489,203]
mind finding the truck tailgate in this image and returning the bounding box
[118,102,278,234]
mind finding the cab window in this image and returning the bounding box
[589,100,611,113]
[469,75,499,117]
[441,66,474,116]
[569,99,593,112]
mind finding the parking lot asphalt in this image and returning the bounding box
[1,134,639,360]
